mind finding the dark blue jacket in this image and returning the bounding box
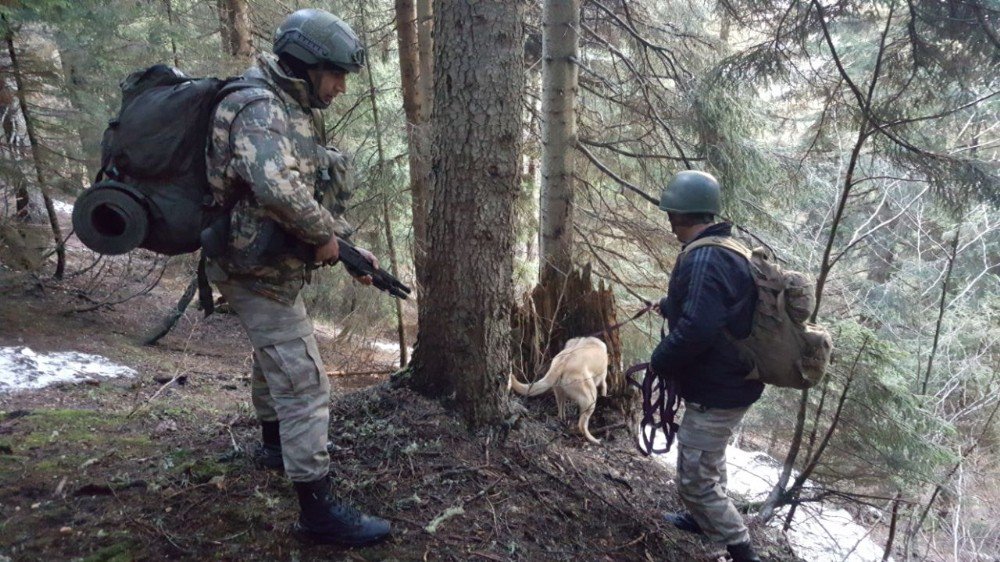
[650,223,764,409]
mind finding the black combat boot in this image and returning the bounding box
[727,541,762,562]
[293,475,391,547]
[253,421,339,473]
[664,511,705,535]
[253,420,284,471]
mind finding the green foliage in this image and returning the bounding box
[0,1,73,21]
[0,0,996,549]
[821,321,956,491]
[693,67,785,225]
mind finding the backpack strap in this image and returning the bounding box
[209,78,276,157]
[215,76,274,103]
[678,235,759,353]
[198,77,276,317]
[679,235,752,262]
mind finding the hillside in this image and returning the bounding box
[0,249,801,561]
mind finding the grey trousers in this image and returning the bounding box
[213,275,331,483]
[675,401,751,546]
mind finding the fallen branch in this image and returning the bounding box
[327,368,397,377]
[143,274,198,346]
[592,421,627,435]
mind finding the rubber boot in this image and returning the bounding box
[727,541,762,562]
[293,475,391,547]
[253,420,284,471]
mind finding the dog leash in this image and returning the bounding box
[626,360,680,456]
[582,299,680,455]
[587,300,655,339]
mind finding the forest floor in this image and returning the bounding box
[0,219,802,561]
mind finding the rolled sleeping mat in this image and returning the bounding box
[72,181,149,255]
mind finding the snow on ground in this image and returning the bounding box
[656,443,891,562]
[51,200,74,215]
[0,346,136,393]
[313,322,411,368]
[371,340,413,360]
[0,335,889,560]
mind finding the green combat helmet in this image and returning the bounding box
[274,9,366,73]
[658,170,721,215]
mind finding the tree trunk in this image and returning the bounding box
[0,77,31,218]
[416,0,433,123]
[216,0,234,54]
[781,337,865,528]
[361,2,408,369]
[511,265,628,417]
[143,275,198,346]
[382,196,408,368]
[882,490,903,562]
[759,387,809,522]
[524,0,626,411]
[539,0,579,280]
[4,20,65,279]
[415,0,434,299]
[719,1,732,42]
[761,123,870,522]
[225,0,253,63]
[406,0,525,429]
[395,0,431,290]
[866,202,898,283]
[0,79,14,144]
[163,0,179,68]
[922,228,960,394]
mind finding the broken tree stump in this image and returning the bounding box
[511,263,633,418]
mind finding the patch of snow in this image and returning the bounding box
[782,501,888,562]
[51,200,74,214]
[371,340,413,358]
[313,322,411,368]
[0,346,136,393]
[726,447,787,502]
[654,440,891,562]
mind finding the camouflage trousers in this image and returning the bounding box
[211,269,331,483]
[675,401,751,545]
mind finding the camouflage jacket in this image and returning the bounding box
[205,53,354,304]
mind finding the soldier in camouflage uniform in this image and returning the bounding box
[205,9,390,547]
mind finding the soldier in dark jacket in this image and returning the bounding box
[651,171,763,562]
[205,9,389,547]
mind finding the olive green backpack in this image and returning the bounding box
[680,236,833,389]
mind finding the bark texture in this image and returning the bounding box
[539,0,579,280]
[395,0,431,286]
[4,22,65,278]
[218,0,253,63]
[406,0,526,429]
[511,264,628,417]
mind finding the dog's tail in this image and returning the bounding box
[509,374,553,397]
[509,358,565,397]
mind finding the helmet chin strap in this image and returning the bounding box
[279,56,329,110]
[309,94,331,110]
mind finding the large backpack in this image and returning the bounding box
[679,236,834,389]
[72,65,257,256]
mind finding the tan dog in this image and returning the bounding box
[509,337,609,444]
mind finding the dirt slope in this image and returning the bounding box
[0,261,799,562]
